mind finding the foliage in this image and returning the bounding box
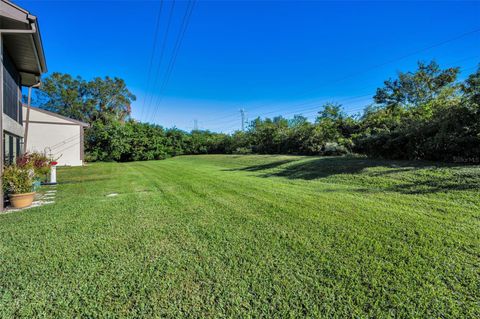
[34,63,480,163]
[33,72,136,124]
[0,155,478,317]
[85,120,169,162]
[85,120,132,162]
[86,76,135,123]
[32,73,88,122]
[354,63,480,162]
[373,61,459,109]
[2,165,34,194]
[16,152,52,177]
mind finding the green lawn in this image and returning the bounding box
[1,155,479,318]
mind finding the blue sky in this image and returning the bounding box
[18,0,480,132]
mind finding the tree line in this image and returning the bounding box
[33,61,480,163]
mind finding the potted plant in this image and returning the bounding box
[3,152,55,208]
[2,165,35,208]
[16,152,52,185]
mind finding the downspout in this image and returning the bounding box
[24,82,41,151]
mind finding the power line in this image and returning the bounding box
[200,53,477,129]
[201,55,479,128]
[206,93,374,131]
[151,0,196,122]
[198,27,480,127]
[245,27,480,114]
[149,0,197,123]
[143,0,177,121]
[208,94,372,127]
[139,0,164,121]
[209,58,479,132]
[218,101,371,133]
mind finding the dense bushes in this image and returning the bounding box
[85,121,169,162]
[353,63,480,162]
[37,62,480,163]
[83,62,480,163]
[85,122,231,162]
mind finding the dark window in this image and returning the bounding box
[4,133,10,164]
[9,135,14,164]
[16,137,21,158]
[2,47,21,123]
[3,133,22,165]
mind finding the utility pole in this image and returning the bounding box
[240,109,245,131]
[193,119,198,131]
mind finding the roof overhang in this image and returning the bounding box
[0,0,47,86]
[22,105,90,127]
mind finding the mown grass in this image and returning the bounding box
[0,155,479,318]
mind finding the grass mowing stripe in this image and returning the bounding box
[0,155,478,318]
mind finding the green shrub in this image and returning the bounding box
[45,63,480,163]
[16,152,52,178]
[2,165,34,194]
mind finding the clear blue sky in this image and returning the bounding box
[18,0,480,132]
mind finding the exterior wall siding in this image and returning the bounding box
[23,107,85,166]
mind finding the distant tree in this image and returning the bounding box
[33,73,91,122]
[356,62,479,162]
[315,103,358,152]
[86,76,136,123]
[85,120,131,162]
[34,72,136,124]
[37,62,480,163]
[374,61,459,110]
[288,115,308,128]
[165,128,191,156]
[461,65,480,106]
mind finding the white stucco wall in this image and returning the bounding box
[22,107,84,166]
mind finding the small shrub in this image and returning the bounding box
[2,165,34,194]
[16,152,53,178]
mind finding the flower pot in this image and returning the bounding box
[9,192,36,208]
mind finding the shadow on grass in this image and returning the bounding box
[231,159,299,172]
[230,156,479,194]
[382,179,479,194]
[268,157,396,180]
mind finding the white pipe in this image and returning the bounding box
[50,165,57,184]
[0,22,37,34]
[23,82,41,151]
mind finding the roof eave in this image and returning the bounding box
[1,1,47,82]
[23,105,90,127]
[28,14,47,74]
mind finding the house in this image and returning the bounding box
[22,105,89,166]
[1,0,47,209]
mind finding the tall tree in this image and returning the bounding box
[461,65,480,107]
[33,72,91,122]
[33,72,136,124]
[374,61,459,110]
[86,76,136,123]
